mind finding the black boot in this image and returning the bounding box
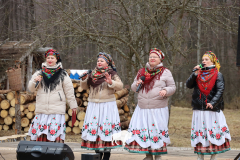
[102,149,111,160]
[95,150,103,160]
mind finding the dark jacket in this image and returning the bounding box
[186,66,224,112]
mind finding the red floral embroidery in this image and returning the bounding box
[100,126,103,131]
[39,125,41,129]
[153,136,158,142]
[105,130,109,135]
[43,125,47,130]
[200,132,203,136]
[222,127,227,132]
[216,133,221,139]
[32,129,36,134]
[91,129,96,135]
[58,126,60,130]
[50,130,55,135]
[162,131,165,136]
[85,125,88,129]
[119,123,121,126]
[136,130,140,134]
[143,136,146,142]
[132,130,136,135]
[209,130,213,135]
[152,124,155,126]
[195,131,199,136]
[112,124,115,129]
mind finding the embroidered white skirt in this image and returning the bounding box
[81,101,121,142]
[191,110,231,147]
[126,105,170,149]
[28,114,66,141]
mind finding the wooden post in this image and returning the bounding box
[6,78,9,90]
[26,55,33,92]
[21,63,25,91]
[15,91,21,135]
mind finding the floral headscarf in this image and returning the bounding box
[202,51,220,71]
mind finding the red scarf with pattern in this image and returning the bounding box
[197,67,218,104]
[137,67,166,93]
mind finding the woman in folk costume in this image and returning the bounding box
[80,52,123,160]
[186,51,231,160]
[125,48,176,160]
[28,49,77,143]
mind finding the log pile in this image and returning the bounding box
[0,91,36,132]
[0,80,130,135]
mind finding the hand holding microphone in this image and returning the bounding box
[192,63,205,74]
[34,74,43,88]
[136,76,145,93]
[79,70,92,80]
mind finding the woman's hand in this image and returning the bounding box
[159,90,167,97]
[193,65,201,75]
[104,72,112,85]
[206,103,213,109]
[81,71,88,80]
[34,75,42,82]
[136,79,143,86]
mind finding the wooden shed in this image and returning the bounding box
[0,39,49,91]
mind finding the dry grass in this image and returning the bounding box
[169,107,240,148]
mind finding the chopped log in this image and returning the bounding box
[21,111,25,118]
[0,90,12,94]
[120,115,128,122]
[6,91,15,100]
[12,123,15,130]
[13,117,16,122]
[77,111,86,121]
[114,88,129,100]
[124,112,130,117]
[121,120,130,129]
[79,120,84,129]
[1,100,10,109]
[76,93,81,98]
[21,117,29,127]
[1,109,8,118]
[116,100,122,109]
[28,103,36,112]
[72,83,79,88]
[24,109,29,115]
[0,118,4,124]
[3,124,9,131]
[68,109,73,116]
[73,127,81,134]
[66,127,72,133]
[84,107,87,112]
[123,104,130,112]
[82,97,87,101]
[4,116,13,125]
[20,94,35,104]
[68,120,73,127]
[26,112,34,119]
[24,127,30,132]
[65,113,69,121]
[0,125,2,131]
[0,94,5,101]
[74,120,79,127]
[128,116,131,121]
[77,86,84,92]
[9,107,15,117]
[10,98,19,107]
[118,109,124,115]
[78,107,85,112]
[20,104,29,111]
[86,89,90,94]
[83,93,89,98]
[83,101,88,107]
[120,96,128,105]
[76,98,83,106]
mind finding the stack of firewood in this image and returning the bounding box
[0,90,36,132]
[0,81,131,135]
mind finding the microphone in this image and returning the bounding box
[136,76,146,93]
[79,70,92,79]
[192,63,205,72]
[35,72,43,88]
